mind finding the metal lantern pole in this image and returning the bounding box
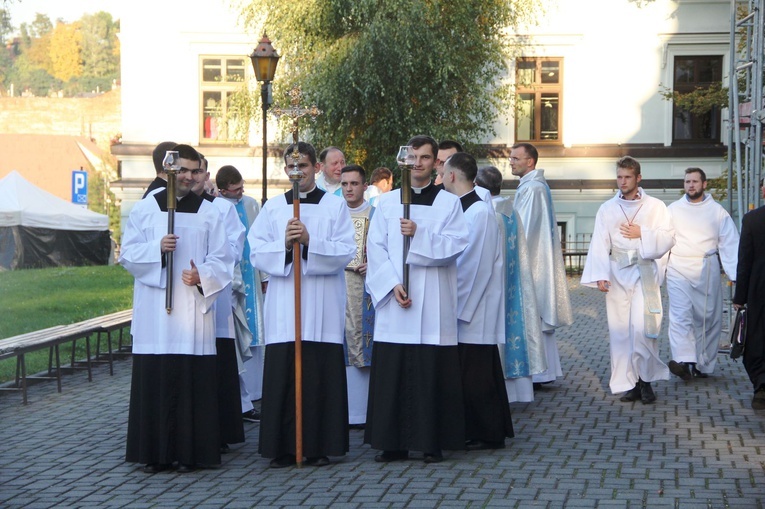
[250,34,280,206]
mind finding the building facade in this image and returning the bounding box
[111,0,734,242]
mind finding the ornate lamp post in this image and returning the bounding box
[249,34,280,204]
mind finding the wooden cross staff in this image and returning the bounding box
[272,86,322,468]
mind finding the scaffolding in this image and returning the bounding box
[728,0,765,223]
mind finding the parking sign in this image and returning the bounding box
[72,170,88,207]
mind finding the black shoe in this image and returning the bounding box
[242,409,260,423]
[142,463,171,474]
[423,451,443,463]
[374,450,409,463]
[668,360,692,381]
[466,440,505,451]
[305,456,330,467]
[176,464,196,473]
[269,454,296,468]
[220,444,230,454]
[752,388,765,410]
[619,385,641,402]
[691,365,708,378]
[640,381,656,404]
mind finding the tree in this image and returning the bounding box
[238,0,541,169]
[6,51,61,95]
[48,21,82,82]
[30,12,52,38]
[79,12,118,78]
[0,8,12,43]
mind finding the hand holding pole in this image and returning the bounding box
[162,151,181,314]
[287,145,305,468]
[396,146,414,294]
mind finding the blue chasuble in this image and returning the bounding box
[500,211,531,378]
[235,200,261,346]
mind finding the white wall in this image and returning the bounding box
[488,0,730,148]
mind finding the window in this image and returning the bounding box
[672,55,722,144]
[200,56,246,143]
[515,58,563,143]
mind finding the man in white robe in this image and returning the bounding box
[249,141,356,468]
[193,159,246,451]
[121,144,233,473]
[364,135,469,464]
[216,166,266,423]
[581,156,675,404]
[666,168,739,380]
[510,143,573,386]
[443,154,513,450]
[476,166,545,403]
[316,146,345,195]
[339,165,375,428]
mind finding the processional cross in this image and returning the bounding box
[272,86,323,154]
[270,85,321,468]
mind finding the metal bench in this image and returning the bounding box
[0,310,132,404]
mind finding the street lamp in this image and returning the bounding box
[249,34,280,204]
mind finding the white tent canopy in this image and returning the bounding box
[0,171,108,231]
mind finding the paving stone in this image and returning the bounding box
[1,279,764,508]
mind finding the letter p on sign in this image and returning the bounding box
[72,170,88,206]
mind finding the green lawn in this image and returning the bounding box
[0,265,134,382]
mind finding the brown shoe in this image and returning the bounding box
[669,360,692,381]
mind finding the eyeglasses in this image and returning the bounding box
[286,163,312,170]
[178,168,205,175]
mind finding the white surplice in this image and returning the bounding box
[581,188,675,393]
[205,194,245,341]
[667,193,739,373]
[366,185,469,345]
[249,188,356,345]
[456,193,504,344]
[120,192,233,355]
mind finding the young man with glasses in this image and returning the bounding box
[216,167,266,425]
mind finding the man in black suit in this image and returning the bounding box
[733,179,765,410]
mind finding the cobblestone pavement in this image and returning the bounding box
[1,278,763,508]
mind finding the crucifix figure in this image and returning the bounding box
[272,86,322,149]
